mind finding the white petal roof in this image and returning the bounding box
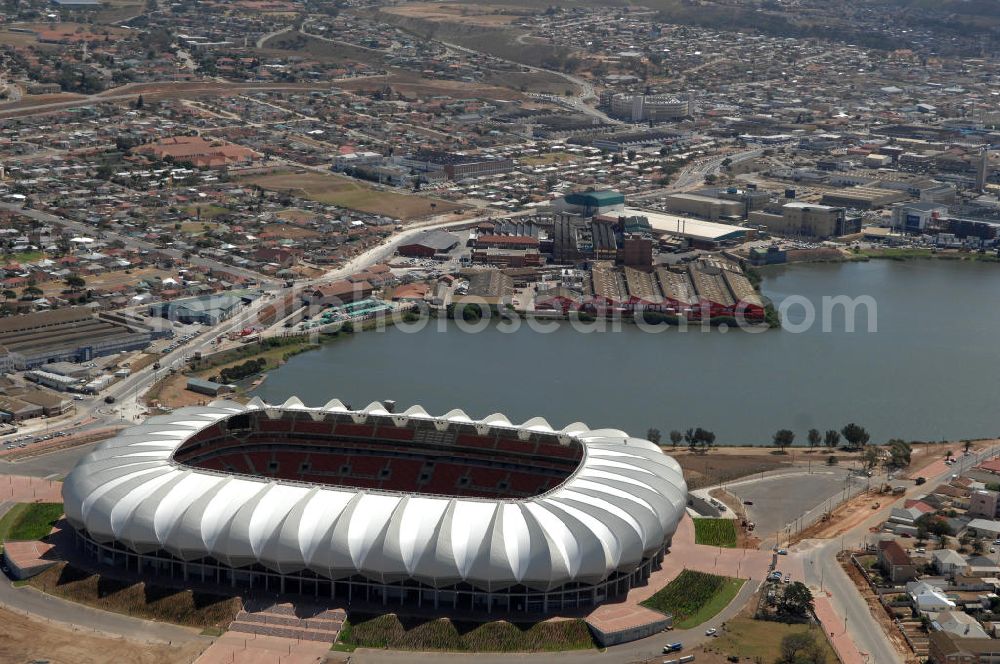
[63,399,688,591]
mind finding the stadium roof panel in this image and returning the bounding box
[63,399,687,592]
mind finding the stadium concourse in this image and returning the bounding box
[62,397,689,644]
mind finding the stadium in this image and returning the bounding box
[62,398,687,614]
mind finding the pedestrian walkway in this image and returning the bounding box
[194,632,329,664]
[229,600,345,643]
[0,475,61,502]
[585,514,794,638]
[814,596,865,664]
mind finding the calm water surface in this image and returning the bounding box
[254,260,1000,444]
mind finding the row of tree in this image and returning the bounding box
[645,423,874,452]
[771,424,871,451]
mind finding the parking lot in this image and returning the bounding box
[727,468,858,545]
[2,430,71,452]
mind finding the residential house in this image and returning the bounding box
[878,539,918,583]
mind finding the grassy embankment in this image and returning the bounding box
[641,570,744,629]
[334,613,594,653]
[0,502,63,547]
[29,563,241,629]
[693,518,738,548]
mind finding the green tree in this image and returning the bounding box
[824,429,841,449]
[1,289,15,300]
[862,446,879,471]
[773,429,795,452]
[779,581,815,618]
[22,285,42,299]
[646,428,662,446]
[685,427,716,454]
[841,423,870,450]
[887,439,912,468]
[65,274,86,290]
[776,629,825,664]
[964,440,974,455]
[669,430,682,448]
[916,514,953,539]
[807,428,821,449]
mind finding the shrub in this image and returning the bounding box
[338,614,594,652]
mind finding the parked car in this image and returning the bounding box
[705,628,718,636]
[743,500,754,505]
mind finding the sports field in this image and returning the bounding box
[241,170,461,220]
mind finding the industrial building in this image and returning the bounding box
[891,202,948,232]
[661,193,745,221]
[305,280,374,307]
[580,259,764,319]
[620,208,751,248]
[396,230,461,258]
[605,94,692,123]
[460,269,514,305]
[0,308,152,371]
[820,186,909,210]
[395,151,514,180]
[554,190,626,217]
[749,202,857,239]
[149,294,243,325]
[553,215,620,263]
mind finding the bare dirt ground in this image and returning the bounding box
[791,488,884,543]
[337,71,529,102]
[673,450,795,490]
[147,373,211,410]
[381,2,531,27]
[240,169,461,221]
[0,605,205,664]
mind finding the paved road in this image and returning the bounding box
[630,148,766,199]
[0,442,100,478]
[0,502,202,645]
[796,444,1000,664]
[0,579,203,645]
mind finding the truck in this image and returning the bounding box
[663,643,683,654]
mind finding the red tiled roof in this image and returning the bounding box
[879,540,912,566]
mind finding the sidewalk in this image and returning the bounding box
[195,633,328,664]
[814,596,866,664]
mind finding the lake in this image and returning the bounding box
[254,260,1000,445]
